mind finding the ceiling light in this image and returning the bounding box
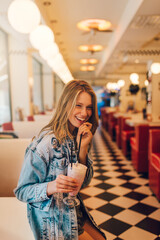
[80,59,98,64]
[39,43,59,61]
[80,66,95,71]
[130,73,139,84]
[135,59,139,64]
[43,1,51,6]
[47,53,63,69]
[77,19,112,31]
[117,79,125,88]
[8,0,40,34]
[150,62,160,74]
[106,82,119,91]
[144,80,149,86]
[29,25,54,50]
[79,45,103,52]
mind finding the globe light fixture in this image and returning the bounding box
[80,59,98,64]
[79,44,103,52]
[117,79,125,88]
[8,0,41,34]
[77,19,112,32]
[47,53,63,70]
[150,62,160,74]
[106,82,119,91]
[130,73,139,84]
[29,25,54,50]
[39,43,59,61]
[80,66,95,71]
[144,80,149,87]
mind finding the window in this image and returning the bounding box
[0,29,11,125]
[32,58,43,112]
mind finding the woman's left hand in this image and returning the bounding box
[77,122,93,149]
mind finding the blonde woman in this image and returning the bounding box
[15,80,106,240]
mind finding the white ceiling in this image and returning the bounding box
[1,0,160,86]
[35,0,160,85]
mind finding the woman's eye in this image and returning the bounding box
[87,106,93,110]
[76,104,81,107]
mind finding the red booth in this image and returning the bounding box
[149,129,160,200]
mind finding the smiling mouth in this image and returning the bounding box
[76,116,86,123]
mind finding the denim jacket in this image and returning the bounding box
[14,131,106,240]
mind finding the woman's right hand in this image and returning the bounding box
[47,174,78,196]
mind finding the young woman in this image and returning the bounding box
[15,80,106,240]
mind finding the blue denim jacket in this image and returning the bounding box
[14,131,99,240]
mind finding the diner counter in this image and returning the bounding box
[0,197,34,240]
[113,112,143,119]
[125,118,160,127]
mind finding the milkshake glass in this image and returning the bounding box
[63,162,87,207]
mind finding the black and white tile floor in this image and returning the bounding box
[80,127,160,240]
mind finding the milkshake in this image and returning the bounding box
[63,162,87,207]
[68,163,87,196]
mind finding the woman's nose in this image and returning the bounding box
[81,107,87,117]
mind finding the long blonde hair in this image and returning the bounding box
[40,79,99,143]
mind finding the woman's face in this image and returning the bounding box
[68,92,93,133]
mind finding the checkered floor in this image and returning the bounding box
[80,126,160,240]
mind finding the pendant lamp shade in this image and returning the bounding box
[8,0,41,34]
[39,43,59,61]
[130,73,139,84]
[47,53,63,70]
[30,25,54,50]
[117,79,125,88]
[150,62,160,74]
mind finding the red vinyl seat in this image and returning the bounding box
[2,122,14,131]
[115,116,123,148]
[27,116,35,121]
[149,129,160,200]
[130,125,149,172]
[130,125,160,173]
[108,112,117,141]
[100,108,109,130]
[121,117,134,157]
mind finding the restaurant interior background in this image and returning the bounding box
[0,0,160,124]
[0,0,160,240]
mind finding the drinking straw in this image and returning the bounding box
[71,141,73,168]
[77,134,82,161]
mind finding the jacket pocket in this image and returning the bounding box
[54,157,69,170]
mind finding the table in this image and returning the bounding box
[0,197,34,240]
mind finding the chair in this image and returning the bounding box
[121,117,135,157]
[130,125,160,173]
[130,125,149,172]
[27,115,35,121]
[39,111,46,115]
[149,129,160,200]
[108,112,117,141]
[100,107,108,130]
[115,116,123,148]
[2,122,14,131]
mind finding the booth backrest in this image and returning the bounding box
[121,117,134,131]
[135,125,160,151]
[149,129,160,153]
[13,121,46,138]
[135,124,149,150]
[0,138,31,196]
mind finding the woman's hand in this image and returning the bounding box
[47,174,78,196]
[77,122,93,149]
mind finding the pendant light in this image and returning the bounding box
[8,0,40,34]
